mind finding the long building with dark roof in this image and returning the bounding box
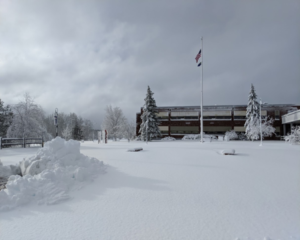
[136,104,300,139]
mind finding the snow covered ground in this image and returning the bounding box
[0,140,299,240]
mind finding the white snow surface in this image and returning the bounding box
[0,140,299,240]
[0,137,105,210]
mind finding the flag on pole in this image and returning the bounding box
[197,62,201,67]
[195,49,201,63]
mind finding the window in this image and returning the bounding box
[170,126,199,134]
[159,126,169,134]
[170,112,199,120]
[203,111,231,120]
[203,126,232,134]
[275,110,280,120]
[234,111,246,120]
[156,112,169,121]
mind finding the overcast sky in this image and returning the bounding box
[0,0,299,128]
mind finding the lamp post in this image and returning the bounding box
[259,100,267,147]
[54,108,58,137]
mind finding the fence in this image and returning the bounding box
[0,137,44,149]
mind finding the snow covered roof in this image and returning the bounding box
[136,104,298,114]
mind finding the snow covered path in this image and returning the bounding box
[0,141,299,240]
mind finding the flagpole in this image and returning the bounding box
[200,37,203,143]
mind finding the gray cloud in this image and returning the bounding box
[0,0,299,128]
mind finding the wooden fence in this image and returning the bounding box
[0,137,44,149]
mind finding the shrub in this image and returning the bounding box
[225,130,238,140]
[284,126,300,144]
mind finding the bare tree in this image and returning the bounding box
[123,120,136,141]
[7,93,50,139]
[102,105,126,141]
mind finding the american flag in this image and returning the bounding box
[195,49,201,63]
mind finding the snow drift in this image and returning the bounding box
[0,137,106,211]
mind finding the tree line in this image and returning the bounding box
[0,93,136,141]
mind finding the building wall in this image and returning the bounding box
[136,105,299,139]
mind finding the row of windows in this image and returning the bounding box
[156,110,281,118]
[157,116,281,121]
[159,126,281,134]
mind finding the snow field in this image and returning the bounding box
[0,140,299,240]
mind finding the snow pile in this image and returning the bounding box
[161,136,176,141]
[0,137,105,211]
[0,160,21,179]
[220,149,235,155]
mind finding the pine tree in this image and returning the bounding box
[72,121,83,140]
[0,99,13,137]
[244,84,260,140]
[139,86,161,141]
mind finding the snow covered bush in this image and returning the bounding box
[161,136,176,141]
[284,126,300,144]
[182,134,200,140]
[182,133,215,141]
[0,137,106,211]
[134,135,142,141]
[225,130,238,140]
[238,133,247,141]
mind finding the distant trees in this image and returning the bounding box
[2,93,95,141]
[123,120,136,141]
[7,93,50,139]
[43,112,94,141]
[139,86,161,141]
[0,98,13,137]
[102,105,127,140]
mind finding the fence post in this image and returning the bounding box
[23,137,25,148]
[0,137,2,150]
[42,136,44,147]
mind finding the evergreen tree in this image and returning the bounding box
[0,99,13,137]
[72,120,83,140]
[139,86,161,141]
[244,84,260,140]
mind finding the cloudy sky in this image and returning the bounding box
[0,0,299,128]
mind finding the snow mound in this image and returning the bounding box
[0,137,106,211]
[220,149,235,155]
[0,160,21,179]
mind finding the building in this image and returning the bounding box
[282,109,300,135]
[136,104,300,139]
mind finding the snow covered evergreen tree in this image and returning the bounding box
[0,99,13,137]
[139,86,161,141]
[244,84,260,140]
